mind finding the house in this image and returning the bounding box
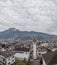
[37,47,47,57]
[0,50,15,65]
[40,43,49,48]
[0,43,14,51]
[14,47,30,61]
[42,50,57,65]
[51,46,57,52]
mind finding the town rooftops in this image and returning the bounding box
[0,50,15,58]
[42,50,57,65]
[37,46,47,52]
[14,47,30,52]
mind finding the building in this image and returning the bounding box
[32,38,37,59]
[40,43,49,48]
[14,38,38,60]
[37,47,47,57]
[42,50,57,65]
[0,50,15,65]
[14,47,30,61]
[51,46,57,52]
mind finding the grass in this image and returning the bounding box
[12,61,27,65]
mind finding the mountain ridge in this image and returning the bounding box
[0,28,57,41]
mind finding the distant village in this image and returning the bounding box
[0,38,57,65]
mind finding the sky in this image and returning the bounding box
[0,0,57,35]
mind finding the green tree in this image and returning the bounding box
[40,58,43,65]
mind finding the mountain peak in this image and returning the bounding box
[8,28,16,31]
[8,28,19,31]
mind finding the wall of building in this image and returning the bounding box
[40,43,49,48]
[37,51,47,56]
[6,55,15,65]
[33,42,37,59]
[14,52,30,61]
[0,55,6,64]
[0,55,15,65]
[43,58,46,65]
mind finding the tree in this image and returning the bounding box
[40,58,43,65]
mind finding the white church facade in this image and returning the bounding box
[14,47,30,61]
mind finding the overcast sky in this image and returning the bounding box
[0,0,57,35]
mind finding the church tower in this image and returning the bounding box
[32,38,37,59]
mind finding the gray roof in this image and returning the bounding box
[0,50,15,58]
[14,47,30,52]
[42,50,57,65]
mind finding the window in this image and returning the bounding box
[0,53,1,55]
[26,52,27,54]
[12,60,14,62]
[18,51,24,53]
[8,58,10,60]
[39,53,41,55]
[12,56,14,58]
[8,62,10,65]
[3,58,5,61]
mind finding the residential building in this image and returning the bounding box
[0,50,15,65]
[37,47,47,57]
[42,50,57,65]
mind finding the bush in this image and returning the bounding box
[40,58,43,65]
[12,61,27,65]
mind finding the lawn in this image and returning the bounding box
[13,61,27,65]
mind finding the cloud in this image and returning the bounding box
[0,0,57,35]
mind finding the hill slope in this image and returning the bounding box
[0,28,57,41]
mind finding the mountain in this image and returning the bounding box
[0,28,57,41]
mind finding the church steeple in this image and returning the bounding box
[32,38,37,59]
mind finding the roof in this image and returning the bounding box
[14,47,30,52]
[42,50,57,65]
[37,46,47,52]
[0,50,15,58]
